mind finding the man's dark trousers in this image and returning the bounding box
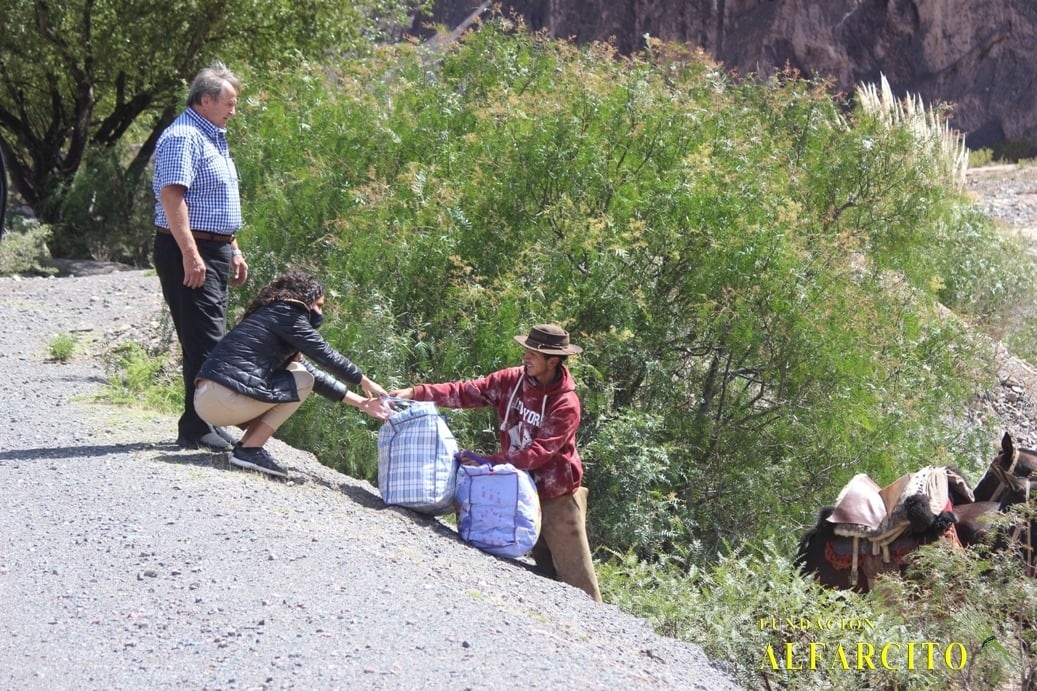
[153,232,232,439]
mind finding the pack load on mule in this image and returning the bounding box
[798,433,1037,592]
[797,466,974,592]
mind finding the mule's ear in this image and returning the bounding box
[1003,432,1015,456]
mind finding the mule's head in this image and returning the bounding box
[973,432,1037,508]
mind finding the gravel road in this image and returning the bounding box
[0,266,740,690]
[964,164,1037,450]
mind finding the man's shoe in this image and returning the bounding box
[213,426,237,446]
[177,431,234,452]
[230,444,288,478]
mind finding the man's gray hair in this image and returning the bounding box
[186,61,241,107]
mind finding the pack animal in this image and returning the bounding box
[795,466,974,593]
[797,434,1037,592]
[961,432,1037,572]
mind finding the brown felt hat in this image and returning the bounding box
[513,324,583,356]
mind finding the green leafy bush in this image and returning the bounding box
[102,342,182,413]
[47,332,78,362]
[0,218,54,276]
[603,537,1037,690]
[968,148,995,168]
[55,143,155,264]
[233,20,1030,560]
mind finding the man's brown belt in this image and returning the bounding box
[155,226,235,243]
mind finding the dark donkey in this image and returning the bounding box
[956,432,1037,571]
[796,466,979,593]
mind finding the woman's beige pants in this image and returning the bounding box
[194,362,314,431]
[530,486,602,602]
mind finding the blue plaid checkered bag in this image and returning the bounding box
[377,399,459,515]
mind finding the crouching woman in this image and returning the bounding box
[194,271,389,477]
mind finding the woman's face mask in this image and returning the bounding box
[309,295,325,329]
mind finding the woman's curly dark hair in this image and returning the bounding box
[242,271,324,319]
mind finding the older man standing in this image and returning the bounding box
[153,61,249,452]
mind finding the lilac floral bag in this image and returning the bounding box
[454,463,541,558]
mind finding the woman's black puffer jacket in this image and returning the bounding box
[196,299,363,403]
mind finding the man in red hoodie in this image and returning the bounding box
[391,324,601,602]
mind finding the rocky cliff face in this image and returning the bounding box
[418,0,1037,155]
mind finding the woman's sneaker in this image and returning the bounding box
[230,444,288,478]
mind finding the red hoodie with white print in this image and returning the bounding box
[411,365,583,500]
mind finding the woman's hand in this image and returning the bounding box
[388,387,413,400]
[357,396,389,420]
[343,391,389,419]
[361,376,388,399]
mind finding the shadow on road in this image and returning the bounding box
[0,441,180,461]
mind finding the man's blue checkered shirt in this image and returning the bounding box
[153,108,242,233]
